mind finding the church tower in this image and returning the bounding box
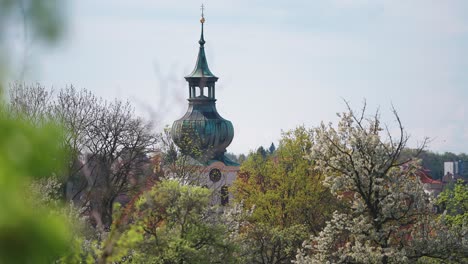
[171,7,239,204]
[172,8,235,165]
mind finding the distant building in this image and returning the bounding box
[417,161,468,198]
[444,161,462,176]
[417,169,444,197]
[442,161,466,183]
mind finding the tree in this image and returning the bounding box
[158,126,205,186]
[8,83,96,198]
[296,103,467,263]
[29,176,97,263]
[97,180,237,264]
[80,98,157,227]
[238,153,247,164]
[437,179,468,227]
[232,127,340,263]
[256,146,267,159]
[7,83,159,228]
[268,142,276,154]
[7,83,54,125]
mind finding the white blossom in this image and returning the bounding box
[296,103,467,263]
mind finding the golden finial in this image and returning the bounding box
[200,4,205,24]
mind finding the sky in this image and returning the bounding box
[5,0,468,155]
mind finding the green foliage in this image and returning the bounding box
[0,0,66,84]
[237,153,246,164]
[160,126,206,185]
[241,223,308,264]
[100,180,237,264]
[437,180,468,226]
[0,2,76,262]
[0,0,65,43]
[0,106,72,263]
[256,146,267,159]
[232,126,340,263]
[171,123,210,162]
[235,127,338,232]
[29,176,98,263]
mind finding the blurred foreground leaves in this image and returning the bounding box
[0,106,72,263]
[0,0,66,88]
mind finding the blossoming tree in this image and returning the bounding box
[296,103,467,263]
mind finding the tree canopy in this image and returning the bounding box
[98,180,237,264]
[232,126,341,263]
[296,103,467,264]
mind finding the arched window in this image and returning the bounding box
[220,185,229,206]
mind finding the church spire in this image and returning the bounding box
[185,5,217,83]
[199,4,206,46]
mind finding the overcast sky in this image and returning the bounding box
[6,0,468,155]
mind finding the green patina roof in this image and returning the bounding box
[182,155,239,167]
[207,155,240,167]
[172,12,236,167]
[185,21,217,79]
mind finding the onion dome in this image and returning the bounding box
[171,10,234,164]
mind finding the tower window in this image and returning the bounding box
[220,185,229,206]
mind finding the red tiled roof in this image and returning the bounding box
[418,169,443,184]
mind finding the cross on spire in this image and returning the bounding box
[200,4,206,24]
